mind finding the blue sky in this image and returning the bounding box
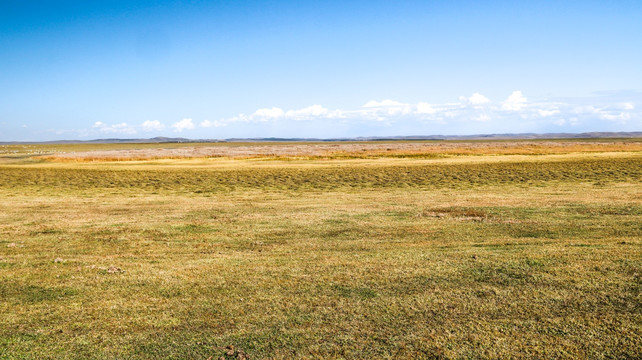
[1,0,641,141]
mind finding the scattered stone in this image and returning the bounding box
[106,266,123,273]
[220,345,248,359]
[226,345,235,356]
[54,258,64,263]
[7,243,16,248]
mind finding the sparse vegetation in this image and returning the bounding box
[0,140,640,359]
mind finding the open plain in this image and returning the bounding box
[1,139,641,359]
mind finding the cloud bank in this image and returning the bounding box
[76,91,640,138]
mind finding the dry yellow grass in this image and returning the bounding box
[24,139,642,162]
[1,141,641,359]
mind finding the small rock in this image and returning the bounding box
[7,243,16,248]
[107,266,123,273]
[54,258,64,263]
[225,345,236,356]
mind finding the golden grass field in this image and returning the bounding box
[1,139,641,359]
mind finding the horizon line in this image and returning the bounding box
[2,131,641,145]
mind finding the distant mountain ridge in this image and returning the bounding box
[2,132,641,144]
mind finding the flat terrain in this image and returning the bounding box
[1,140,641,359]
[3,139,642,161]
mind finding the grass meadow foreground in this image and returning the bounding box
[0,140,641,359]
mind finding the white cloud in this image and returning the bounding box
[537,109,560,117]
[200,119,227,128]
[171,118,195,132]
[252,107,284,120]
[224,114,250,124]
[472,114,491,122]
[600,112,631,121]
[552,117,579,126]
[363,99,407,108]
[444,111,457,118]
[502,91,528,111]
[362,99,412,116]
[141,120,165,131]
[92,121,137,135]
[470,93,491,105]
[415,102,437,114]
[285,105,336,120]
[577,104,633,123]
[460,93,490,105]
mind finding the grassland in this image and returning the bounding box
[1,140,641,359]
